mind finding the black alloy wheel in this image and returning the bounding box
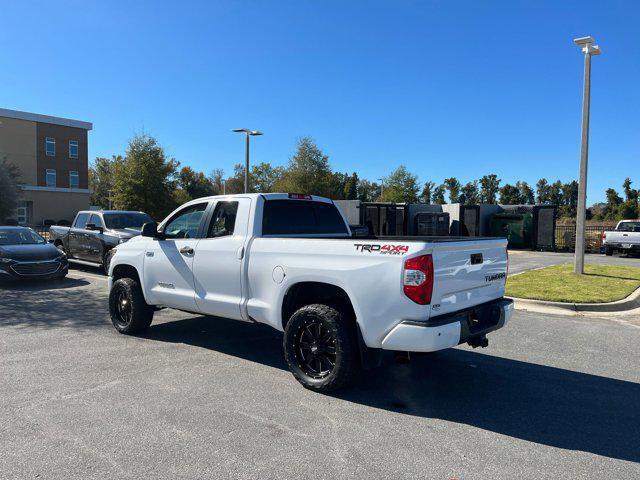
[108,277,154,334]
[284,304,359,392]
[295,318,337,379]
[113,286,133,328]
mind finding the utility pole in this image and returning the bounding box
[231,129,263,193]
[573,36,601,274]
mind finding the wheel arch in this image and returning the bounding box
[111,263,142,285]
[280,281,357,331]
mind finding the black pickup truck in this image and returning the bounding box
[49,210,153,273]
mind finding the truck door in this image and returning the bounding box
[69,213,90,259]
[143,202,209,312]
[86,214,105,263]
[193,198,251,321]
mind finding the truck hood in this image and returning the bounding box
[107,228,142,240]
[0,243,63,261]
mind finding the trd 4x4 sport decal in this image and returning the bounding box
[354,244,409,255]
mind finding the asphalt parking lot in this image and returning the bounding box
[508,250,638,275]
[1,265,639,479]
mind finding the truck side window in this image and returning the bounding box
[207,201,238,238]
[89,214,104,228]
[74,213,90,229]
[163,203,207,239]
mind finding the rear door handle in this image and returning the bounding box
[179,246,194,255]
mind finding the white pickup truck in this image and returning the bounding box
[108,193,512,391]
[603,220,640,256]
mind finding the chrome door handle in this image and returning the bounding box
[179,246,194,255]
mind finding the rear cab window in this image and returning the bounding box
[262,200,348,236]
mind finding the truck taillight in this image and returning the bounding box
[403,254,434,305]
[602,232,607,241]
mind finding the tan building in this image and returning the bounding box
[0,108,93,225]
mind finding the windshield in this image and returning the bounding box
[103,213,153,230]
[0,229,46,246]
[618,221,640,232]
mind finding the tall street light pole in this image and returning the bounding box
[232,129,263,193]
[573,36,601,274]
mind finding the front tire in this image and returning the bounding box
[109,278,154,334]
[283,304,359,392]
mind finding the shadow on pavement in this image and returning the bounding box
[144,314,640,464]
[0,276,106,330]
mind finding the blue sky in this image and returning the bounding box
[1,1,638,203]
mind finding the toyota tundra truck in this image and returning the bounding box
[107,193,512,391]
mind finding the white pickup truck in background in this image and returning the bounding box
[603,220,640,256]
[108,193,512,391]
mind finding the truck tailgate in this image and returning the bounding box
[429,238,508,317]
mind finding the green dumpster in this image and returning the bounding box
[490,213,533,248]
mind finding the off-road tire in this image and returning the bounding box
[109,277,154,334]
[283,304,359,392]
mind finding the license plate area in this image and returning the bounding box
[466,305,501,335]
[622,243,632,249]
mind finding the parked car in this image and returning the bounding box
[603,220,640,256]
[107,193,512,392]
[49,210,153,274]
[0,226,68,281]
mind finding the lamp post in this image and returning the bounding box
[573,36,601,274]
[378,178,385,196]
[231,129,263,193]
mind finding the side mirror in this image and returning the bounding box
[48,239,55,243]
[141,222,163,239]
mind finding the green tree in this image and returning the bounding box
[432,184,446,204]
[604,188,623,220]
[343,173,359,200]
[357,179,381,202]
[177,166,216,199]
[517,181,535,204]
[0,157,21,222]
[251,162,285,193]
[419,181,435,204]
[330,172,350,200]
[113,134,179,220]
[559,181,579,218]
[275,137,335,197]
[89,155,121,208]
[549,180,563,207]
[443,177,462,203]
[479,174,501,204]
[459,181,480,205]
[379,165,420,203]
[623,178,636,202]
[499,184,521,204]
[208,168,225,194]
[224,164,246,194]
[536,178,551,204]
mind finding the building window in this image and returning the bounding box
[69,171,79,189]
[69,140,78,159]
[46,169,56,187]
[16,201,32,225]
[46,137,55,156]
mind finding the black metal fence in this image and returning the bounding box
[555,224,616,252]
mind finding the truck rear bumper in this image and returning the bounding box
[380,298,513,352]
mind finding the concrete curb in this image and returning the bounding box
[510,285,640,314]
